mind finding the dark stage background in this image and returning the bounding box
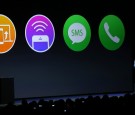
[0,0,133,99]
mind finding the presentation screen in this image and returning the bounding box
[0,0,133,99]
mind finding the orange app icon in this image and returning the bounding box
[0,14,16,54]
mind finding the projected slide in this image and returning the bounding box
[0,0,133,99]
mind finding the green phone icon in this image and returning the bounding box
[99,15,125,51]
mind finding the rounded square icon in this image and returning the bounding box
[0,14,16,54]
[25,14,55,53]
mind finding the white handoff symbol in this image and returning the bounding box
[68,23,86,44]
[0,25,12,44]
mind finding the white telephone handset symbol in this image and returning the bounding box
[104,22,120,43]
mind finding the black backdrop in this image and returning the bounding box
[0,0,133,99]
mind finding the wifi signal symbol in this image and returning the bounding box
[31,21,48,32]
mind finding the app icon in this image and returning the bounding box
[25,14,55,53]
[0,14,16,54]
[63,15,91,52]
[99,15,125,51]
